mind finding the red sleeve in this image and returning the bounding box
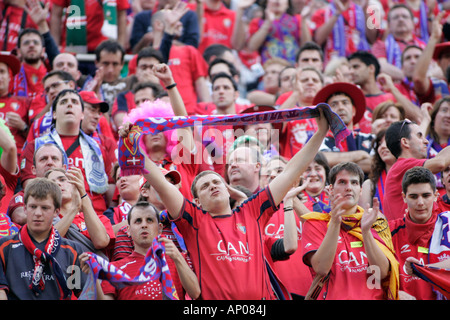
[99,214,116,247]
[190,46,209,79]
[415,78,436,103]
[248,18,262,38]
[275,91,292,106]
[310,8,326,32]
[371,39,387,59]
[51,0,69,7]
[301,219,326,266]
[101,276,118,297]
[116,0,130,11]
[0,162,18,193]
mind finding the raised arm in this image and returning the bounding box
[159,237,201,299]
[412,12,445,96]
[66,167,111,249]
[269,107,329,206]
[313,0,349,46]
[0,122,17,174]
[152,63,195,152]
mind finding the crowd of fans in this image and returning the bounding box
[0,0,449,301]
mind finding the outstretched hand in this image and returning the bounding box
[361,197,380,233]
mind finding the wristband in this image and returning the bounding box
[284,206,293,211]
[165,83,177,90]
[81,193,88,199]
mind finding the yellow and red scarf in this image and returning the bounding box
[302,206,399,300]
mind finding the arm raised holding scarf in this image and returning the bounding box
[152,63,195,153]
[269,108,329,206]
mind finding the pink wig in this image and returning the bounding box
[123,99,178,156]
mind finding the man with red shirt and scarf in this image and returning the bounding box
[19,89,113,215]
[13,28,48,99]
[371,4,426,81]
[118,103,331,300]
[389,166,450,300]
[302,162,399,300]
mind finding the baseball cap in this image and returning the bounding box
[79,91,109,113]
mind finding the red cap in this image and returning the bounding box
[313,82,366,125]
[79,91,109,113]
[160,167,181,185]
[0,53,21,76]
[433,42,450,60]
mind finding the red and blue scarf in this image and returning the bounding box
[19,225,71,299]
[79,236,177,300]
[119,103,350,176]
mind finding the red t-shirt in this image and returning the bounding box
[383,157,426,221]
[265,206,313,297]
[0,94,31,157]
[197,3,236,54]
[101,251,163,300]
[437,195,450,213]
[13,63,47,99]
[310,3,366,63]
[280,118,318,160]
[167,45,209,116]
[0,163,18,216]
[0,5,39,52]
[389,213,440,300]
[61,211,115,247]
[356,92,396,134]
[171,188,279,300]
[302,212,386,300]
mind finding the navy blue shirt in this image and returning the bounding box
[130,9,200,50]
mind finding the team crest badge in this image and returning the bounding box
[236,223,246,235]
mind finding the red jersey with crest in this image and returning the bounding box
[0,95,31,156]
[194,2,236,54]
[101,251,163,300]
[171,187,279,300]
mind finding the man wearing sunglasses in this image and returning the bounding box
[383,119,450,221]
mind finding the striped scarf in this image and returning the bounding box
[19,225,71,299]
[34,128,109,194]
[118,103,350,176]
[302,207,399,300]
[79,236,177,300]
